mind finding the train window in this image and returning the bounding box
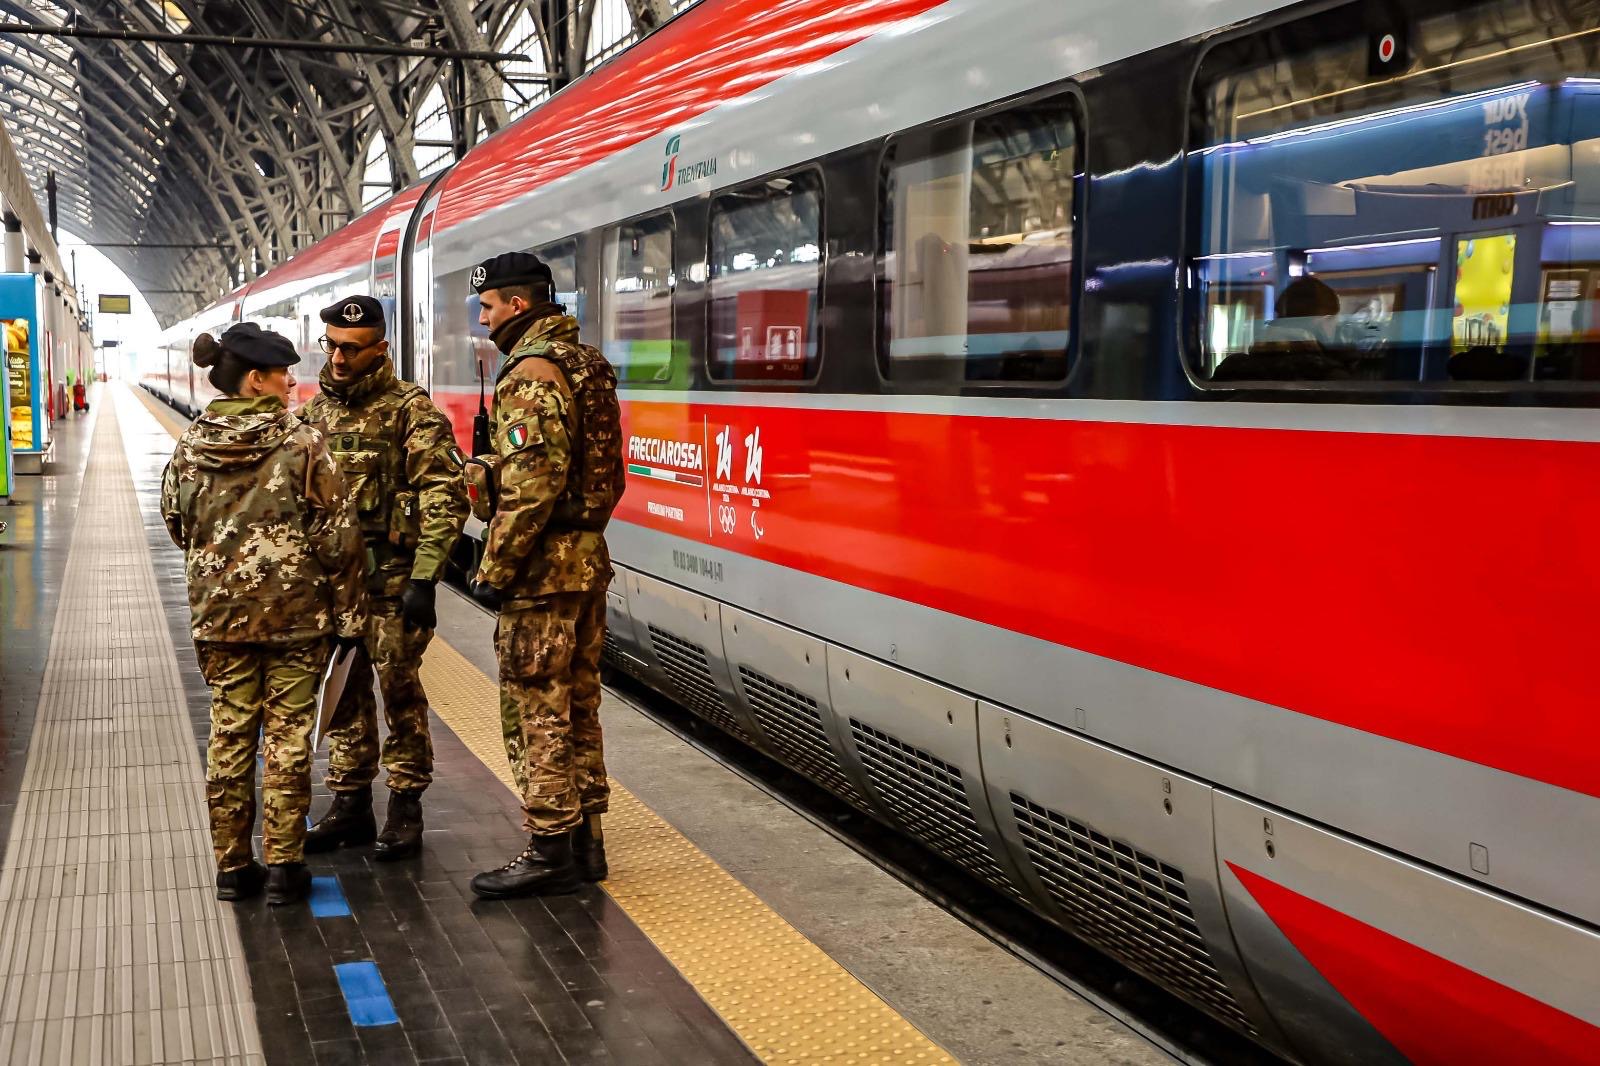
[1190,0,1600,392]
[534,239,586,322]
[880,93,1079,386]
[601,213,678,385]
[708,171,823,382]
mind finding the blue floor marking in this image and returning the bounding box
[308,876,351,919]
[334,961,399,1027]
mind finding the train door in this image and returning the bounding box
[370,201,412,373]
[407,181,445,388]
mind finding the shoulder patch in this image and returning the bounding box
[447,445,465,467]
[507,422,531,449]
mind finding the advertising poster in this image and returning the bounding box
[0,274,43,457]
[1452,234,1516,351]
[0,345,10,498]
[6,317,33,449]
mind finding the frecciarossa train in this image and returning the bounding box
[141,0,1600,1060]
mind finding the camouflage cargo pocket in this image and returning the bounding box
[387,490,420,549]
[338,450,387,533]
[495,606,578,684]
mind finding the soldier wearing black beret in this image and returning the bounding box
[202,321,302,370]
[467,253,625,900]
[298,296,469,862]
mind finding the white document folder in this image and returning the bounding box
[313,645,357,750]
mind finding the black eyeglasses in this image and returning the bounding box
[319,336,381,357]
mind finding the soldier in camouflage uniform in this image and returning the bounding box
[463,252,625,900]
[299,295,469,861]
[161,322,368,906]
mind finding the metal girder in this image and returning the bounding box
[0,0,691,325]
[623,0,675,35]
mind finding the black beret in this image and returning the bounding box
[320,294,386,331]
[218,322,300,367]
[471,252,552,294]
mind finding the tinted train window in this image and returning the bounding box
[880,93,1079,386]
[601,214,679,385]
[1191,0,1600,391]
[708,172,823,382]
[535,239,585,322]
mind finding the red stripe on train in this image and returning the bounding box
[618,399,1600,798]
[432,0,952,233]
[434,388,1600,798]
[1230,864,1600,1064]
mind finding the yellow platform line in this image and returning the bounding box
[128,382,955,1064]
[422,636,955,1065]
[131,382,193,438]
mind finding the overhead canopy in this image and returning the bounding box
[0,0,693,324]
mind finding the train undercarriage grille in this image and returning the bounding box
[738,667,865,807]
[645,625,752,741]
[1010,794,1253,1032]
[849,720,1020,898]
[601,628,650,682]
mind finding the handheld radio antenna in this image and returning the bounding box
[472,354,491,456]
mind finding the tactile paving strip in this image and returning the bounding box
[0,389,265,1065]
[420,638,957,1065]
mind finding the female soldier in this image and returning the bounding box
[161,322,368,905]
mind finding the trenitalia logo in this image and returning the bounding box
[661,135,680,191]
[660,133,716,192]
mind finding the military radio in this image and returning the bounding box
[472,354,491,457]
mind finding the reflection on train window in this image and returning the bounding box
[880,93,1079,386]
[1191,0,1600,391]
[535,239,585,322]
[708,172,823,382]
[601,214,678,385]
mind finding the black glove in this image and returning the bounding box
[471,579,504,611]
[400,579,438,631]
[330,633,365,659]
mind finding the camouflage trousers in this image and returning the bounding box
[195,638,329,870]
[323,597,435,794]
[495,590,610,836]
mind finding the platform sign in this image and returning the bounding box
[98,294,132,315]
[0,273,45,459]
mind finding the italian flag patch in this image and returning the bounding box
[507,422,530,449]
[448,446,465,466]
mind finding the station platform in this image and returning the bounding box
[0,382,1179,1066]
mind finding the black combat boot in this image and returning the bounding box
[470,834,580,899]
[266,863,312,906]
[303,785,376,853]
[215,861,267,902]
[572,814,608,882]
[373,789,424,862]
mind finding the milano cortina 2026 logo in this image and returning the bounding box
[660,134,716,192]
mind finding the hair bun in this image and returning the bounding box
[192,332,221,368]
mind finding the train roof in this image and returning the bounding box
[428,0,949,235]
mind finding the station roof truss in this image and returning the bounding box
[0,0,690,324]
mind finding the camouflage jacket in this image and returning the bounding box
[475,313,614,604]
[161,395,367,644]
[300,358,469,599]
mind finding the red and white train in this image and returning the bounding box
[141,0,1600,1060]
